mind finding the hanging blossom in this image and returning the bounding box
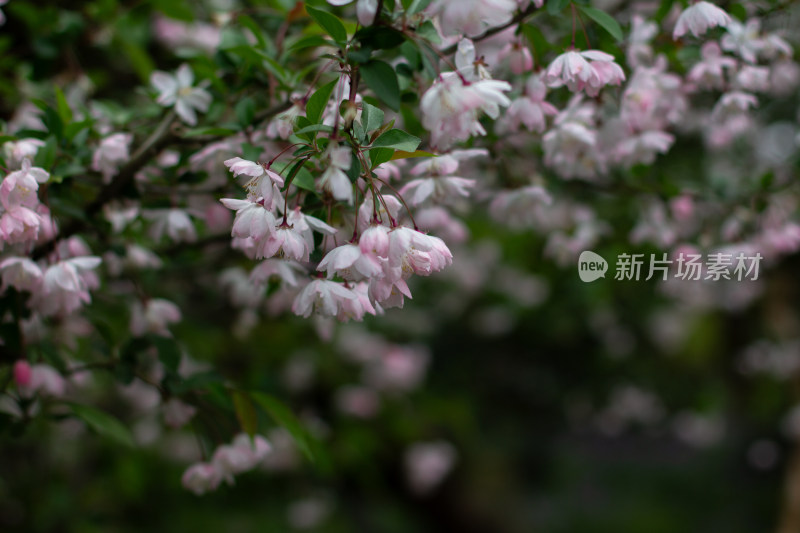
[0,159,51,246]
[497,74,558,134]
[130,298,182,337]
[672,1,732,40]
[543,49,626,96]
[400,149,486,206]
[92,133,133,183]
[29,256,103,317]
[224,157,284,207]
[182,434,272,495]
[150,63,212,126]
[308,224,454,317]
[420,68,511,149]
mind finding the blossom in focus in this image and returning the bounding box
[673,1,732,40]
[420,72,511,149]
[543,49,625,96]
[292,279,357,318]
[150,64,212,126]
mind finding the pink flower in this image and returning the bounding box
[220,198,277,242]
[420,73,511,149]
[31,256,102,316]
[143,208,197,243]
[212,434,272,482]
[162,398,197,428]
[430,0,517,37]
[498,40,534,75]
[317,243,384,281]
[3,138,44,167]
[92,133,133,183]
[673,1,732,40]
[687,42,737,90]
[337,282,378,321]
[14,360,32,387]
[497,75,558,134]
[543,49,625,96]
[181,462,222,496]
[318,145,353,205]
[18,364,66,398]
[292,279,357,318]
[1,159,49,209]
[259,223,309,261]
[224,157,284,205]
[0,206,43,244]
[0,257,43,292]
[130,298,182,337]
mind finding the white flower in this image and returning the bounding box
[430,0,517,37]
[721,19,762,63]
[224,157,284,205]
[543,49,625,96]
[292,279,357,318]
[181,462,222,495]
[144,208,197,243]
[0,257,43,292]
[318,145,353,204]
[130,298,182,337]
[3,138,44,167]
[92,133,133,183]
[673,1,732,40]
[150,64,212,126]
[31,257,102,316]
[420,73,511,149]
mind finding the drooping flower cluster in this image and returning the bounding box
[182,434,272,495]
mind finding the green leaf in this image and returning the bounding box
[391,149,436,160]
[68,403,135,448]
[292,124,334,137]
[235,96,256,127]
[149,335,181,374]
[183,127,237,137]
[242,142,262,162]
[361,102,384,134]
[578,5,624,42]
[238,14,270,51]
[288,35,333,52]
[251,392,317,462]
[232,391,259,437]
[54,87,73,125]
[547,0,570,15]
[404,0,433,15]
[370,129,420,152]
[306,5,348,45]
[360,60,400,112]
[155,0,195,21]
[33,137,57,169]
[306,79,338,125]
[370,147,394,169]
